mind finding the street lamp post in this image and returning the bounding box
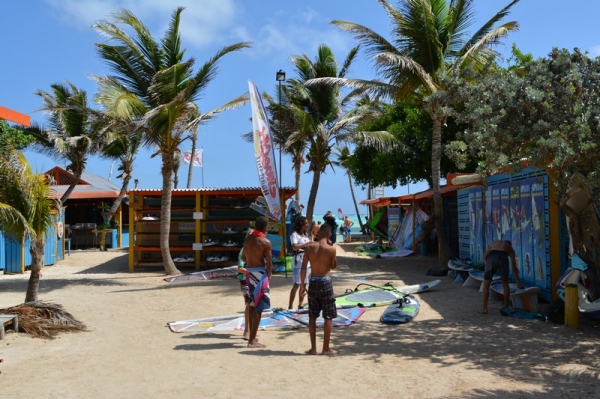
[276,69,287,262]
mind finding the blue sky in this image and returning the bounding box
[2,0,600,218]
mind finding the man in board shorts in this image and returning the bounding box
[480,240,524,314]
[301,223,338,356]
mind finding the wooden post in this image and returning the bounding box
[564,284,579,328]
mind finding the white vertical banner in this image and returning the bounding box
[183,149,203,167]
[248,79,281,221]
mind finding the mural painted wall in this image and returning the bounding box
[483,177,549,289]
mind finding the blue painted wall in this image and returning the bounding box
[457,168,556,301]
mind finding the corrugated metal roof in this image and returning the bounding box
[45,167,121,200]
[80,172,121,191]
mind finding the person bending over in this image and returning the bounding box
[480,240,524,314]
[301,223,338,356]
[242,216,272,348]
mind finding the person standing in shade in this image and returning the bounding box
[288,216,311,309]
[311,220,321,241]
[242,216,272,348]
[480,240,524,314]
[323,211,338,244]
[301,223,338,356]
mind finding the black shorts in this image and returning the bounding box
[484,250,509,281]
[307,276,337,320]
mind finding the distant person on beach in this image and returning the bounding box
[289,216,311,309]
[360,216,371,236]
[301,223,338,356]
[311,220,321,241]
[242,216,272,348]
[480,240,523,314]
[323,211,338,244]
[343,215,354,243]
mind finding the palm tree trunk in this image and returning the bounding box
[304,170,322,228]
[108,167,132,215]
[348,173,364,230]
[60,169,83,204]
[160,152,180,275]
[294,163,301,202]
[431,115,454,263]
[25,238,45,303]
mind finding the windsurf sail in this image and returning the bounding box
[334,283,408,308]
[167,307,365,333]
[248,80,282,221]
[163,266,238,283]
[367,208,388,238]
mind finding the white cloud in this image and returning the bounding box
[45,0,240,49]
[44,0,357,63]
[588,45,600,58]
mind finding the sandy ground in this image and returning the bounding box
[1,241,600,399]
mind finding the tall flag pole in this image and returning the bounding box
[248,80,282,221]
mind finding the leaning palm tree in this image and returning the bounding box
[332,145,365,231]
[285,44,397,225]
[0,149,60,302]
[94,7,250,275]
[323,0,520,261]
[24,82,105,204]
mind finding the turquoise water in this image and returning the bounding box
[314,213,366,236]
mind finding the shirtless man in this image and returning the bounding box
[242,216,272,348]
[343,215,354,243]
[300,223,338,355]
[480,240,524,314]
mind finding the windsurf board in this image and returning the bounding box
[490,281,541,297]
[380,295,420,324]
[395,279,440,295]
[447,259,478,272]
[250,201,278,220]
[490,281,541,312]
[500,307,547,322]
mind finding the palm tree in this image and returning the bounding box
[260,89,308,202]
[0,150,60,302]
[93,7,250,275]
[24,82,105,204]
[327,0,520,261]
[284,44,397,226]
[332,145,365,231]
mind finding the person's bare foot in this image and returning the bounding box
[479,310,488,314]
[322,349,338,356]
[305,349,317,355]
[243,332,250,340]
[247,341,266,348]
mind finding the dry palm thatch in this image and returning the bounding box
[0,301,86,339]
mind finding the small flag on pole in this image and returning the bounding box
[183,149,203,167]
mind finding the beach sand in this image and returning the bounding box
[1,242,599,398]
